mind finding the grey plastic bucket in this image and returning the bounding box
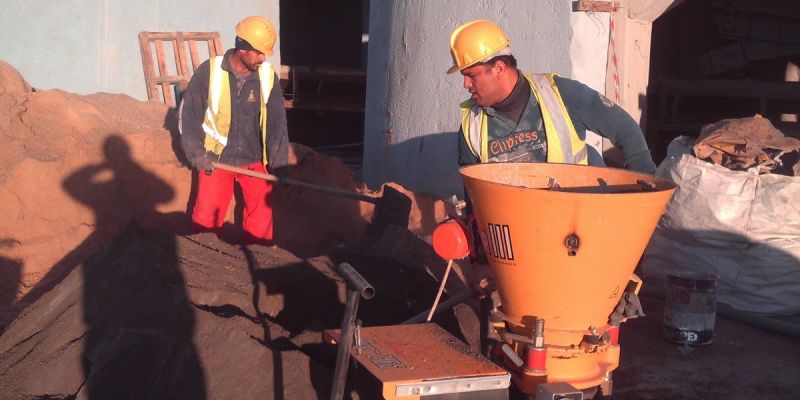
[662,272,717,345]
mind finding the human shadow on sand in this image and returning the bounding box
[62,135,205,399]
[0,239,23,332]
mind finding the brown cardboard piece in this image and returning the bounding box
[693,115,800,175]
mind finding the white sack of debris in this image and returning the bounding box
[640,134,800,316]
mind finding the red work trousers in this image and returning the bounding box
[191,161,273,245]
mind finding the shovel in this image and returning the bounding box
[211,162,412,231]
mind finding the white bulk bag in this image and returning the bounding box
[640,136,800,316]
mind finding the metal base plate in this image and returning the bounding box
[325,323,510,399]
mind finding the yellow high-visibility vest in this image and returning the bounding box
[202,56,275,166]
[460,73,588,164]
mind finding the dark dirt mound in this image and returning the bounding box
[0,223,475,400]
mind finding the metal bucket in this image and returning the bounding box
[663,272,718,345]
[459,163,676,338]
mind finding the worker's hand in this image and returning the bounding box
[191,155,215,174]
[470,262,496,299]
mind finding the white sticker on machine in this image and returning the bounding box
[481,223,515,261]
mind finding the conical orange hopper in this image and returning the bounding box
[460,162,675,394]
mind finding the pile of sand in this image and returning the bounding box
[0,60,452,329]
[0,60,192,325]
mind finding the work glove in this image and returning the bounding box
[191,154,215,174]
[269,166,290,186]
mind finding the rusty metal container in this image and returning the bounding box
[460,162,675,395]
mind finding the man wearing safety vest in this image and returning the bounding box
[179,16,289,245]
[449,19,656,173]
[448,20,656,297]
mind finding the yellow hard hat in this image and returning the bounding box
[236,16,276,56]
[447,20,510,74]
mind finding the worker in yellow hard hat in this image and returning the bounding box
[179,16,289,245]
[449,19,655,173]
[448,20,656,297]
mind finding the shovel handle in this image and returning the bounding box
[211,162,378,204]
[212,162,279,181]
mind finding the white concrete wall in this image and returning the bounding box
[0,1,280,100]
[364,0,611,198]
[570,10,612,160]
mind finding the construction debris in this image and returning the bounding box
[643,134,800,315]
[693,115,800,175]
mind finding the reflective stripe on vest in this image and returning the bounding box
[460,73,588,164]
[460,99,488,159]
[202,57,275,165]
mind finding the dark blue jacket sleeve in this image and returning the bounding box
[555,76,656,174]
[178,60,211,163]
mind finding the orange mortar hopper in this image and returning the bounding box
[460,162,676,397]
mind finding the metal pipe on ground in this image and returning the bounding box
[330,263,374,400]
[337,262,375,300]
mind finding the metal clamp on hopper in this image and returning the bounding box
[460,163,676,398]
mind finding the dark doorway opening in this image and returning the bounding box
[646,0,800,163]
[279,0,370,179]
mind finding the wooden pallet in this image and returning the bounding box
[138,31,365,113]
[138,31,223,107]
